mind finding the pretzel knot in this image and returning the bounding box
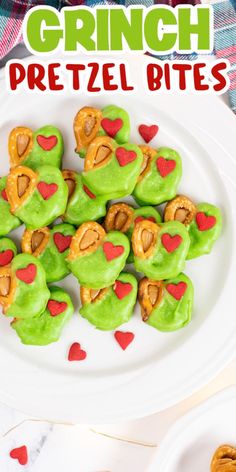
[211,445,236,471]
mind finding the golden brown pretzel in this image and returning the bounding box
[138,277,164,321]
[211,445,236,471]
[67,221,106,260]
[104,203,134,233]
[74,106,102,153]
[164,195,196,226]
[8,127,34,168]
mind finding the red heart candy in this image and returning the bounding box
[116,147,137,167]
[103,242,124,261]
[10,445,28,466]
[166,282,187,300]
[68,342,87,361]
[1,188,8,201]
[196,212,216,231]
[37,182,58,200]
[47,300,68,316]
[101,118,123,138]
[134,216,156,225]
[83,185,96,199]
[138,124,159,143]
[53,233,72,253]
[16,263,37,284]
[37,135,58,151]
[114,280,132,300]
[156,157,176,177]
[161,233,182,253]
[114,331,135,350]
[0,249,14,267]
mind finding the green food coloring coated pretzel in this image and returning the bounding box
[187,203,222,259]
[22,223,75,283]
[7,165,68,230]
[0,253,49,319]
[80,272,137,330]
[133,146,182,205]
[9,125,64,170]
[12,286,74,345]
[74,105,130,158]
[139,273,194,332]
[82,136,143,200]
[63,170,107,226]
[132,220,190,280]
[0,177,21,236]
[67,222,130,289]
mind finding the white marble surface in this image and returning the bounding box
[1,357,236,471]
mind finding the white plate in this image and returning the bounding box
[148,385,236,471]
[0,55,235,423]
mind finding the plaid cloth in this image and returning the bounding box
[0,0,235,113]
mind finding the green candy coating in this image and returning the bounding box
[0,177,21,236]
[187,203,222,260]
[133,147,182,205]
[82,142,143,200]
[0,237,17,263]
[34,224,76,283]
[99,105,130,143]
[14,165,68,229]
[5,253,50,319]
[68,231,130,289]
[126,206,162,263]
[80,272,137,330]
[23,126,64,170]
[12,286,74,345]
[63,173,107,225]
[134,221,190,280]
[146,273,194,332]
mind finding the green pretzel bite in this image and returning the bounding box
[133,145,182,205]
[82,136,143,200]
[80,272,137,330]
[22,223,75,283]
[12,286,74,345]
[67,222,130,289]
[74,105,130,157]
[138,273,194,332]
[0,253,50,319]
[0,238,17,267]
[62,170,107,225]
[0,176,21,236]
[9,125,64,170]
[104,202,161,263]
[132,220,190,280]
[7,165,68,230]
[164,196,222,259]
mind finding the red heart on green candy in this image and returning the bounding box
[114,331,135,350]
[53,233,72,253]
[116,147,137,167]
[114,280,132,300]
[166,282,187,300]
[47,300,68,316]
[37,182,58,200]
[37,135,58,151]
[103,242,124,261]
[101,118,123,137]
[10,445,28,465]
[138,124,159,143]
[156,157,176,177]
[16,263,37,284]
[196,212,216,231]
[0,249,14,267]
[161,233,182,253]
